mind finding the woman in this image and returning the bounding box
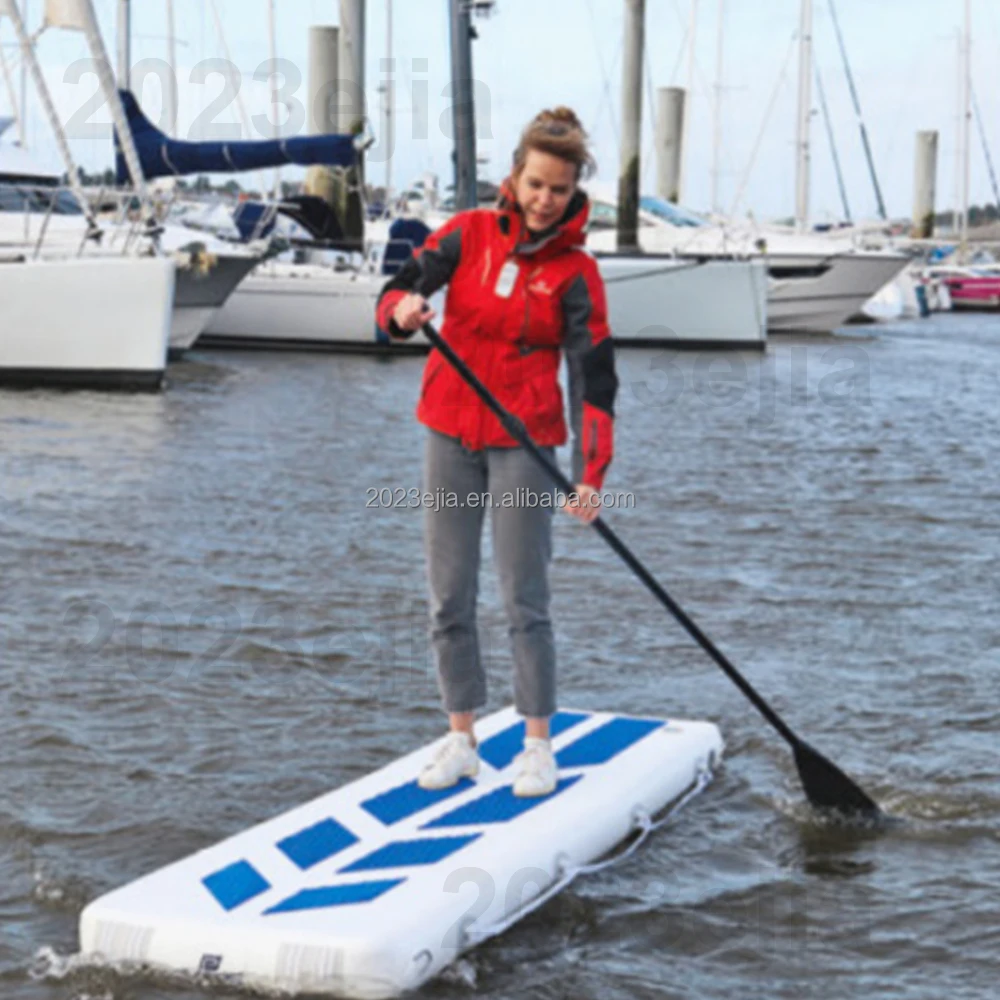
[376,108,618,797]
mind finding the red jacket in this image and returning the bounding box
[376,184,617,489]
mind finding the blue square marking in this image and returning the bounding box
[556,717,664,768]
[421,776,582,828]
[277,817,358,870]
[339,834,481,873]
[478,710,590,770]
[264,879,404,914]
[202,859,270,912]
[361,777,475,826]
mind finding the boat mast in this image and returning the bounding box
[951,33,960,236]
[19,0,27,141]
[814,63,851,223]
[384,0,392,205]
[1,0,94,225]
[267,0,280,200]
[164,0,177,135]
[679,0,697,204]
[970,84,1000,215]
[208,0,251,138]
[710,0,723,214]
[826,0,885,221]
[794,0,812,232]
[0,18,26,145]
[959,0,971,254]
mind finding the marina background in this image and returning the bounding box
[11,0,1000,222]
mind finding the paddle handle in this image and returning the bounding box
[420,322,801,749]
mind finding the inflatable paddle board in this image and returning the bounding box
[79,707,723,998]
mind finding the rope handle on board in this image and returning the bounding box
[461,765,717,949]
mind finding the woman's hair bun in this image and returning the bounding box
[536,106,584,131]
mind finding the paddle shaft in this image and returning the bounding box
[421,322,802,750]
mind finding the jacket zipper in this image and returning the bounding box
[519,266,541,353]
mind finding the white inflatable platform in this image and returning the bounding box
[79,707,723,998]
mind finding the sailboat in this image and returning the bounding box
[207,0,771,353]
[588,0,909,334]
[0,0,267,359]
[0,0,173,390]
[171,0,399,352]
[918,0,1000,311]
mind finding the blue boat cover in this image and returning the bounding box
[115,91,357,184]
[232,201,276,242]
[382,217,432,275]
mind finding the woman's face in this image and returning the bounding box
[513,150,577,233]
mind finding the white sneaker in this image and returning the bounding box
[513,738,558,797]
[418,731,480,790]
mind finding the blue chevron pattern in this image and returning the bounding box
[198,713,664,916]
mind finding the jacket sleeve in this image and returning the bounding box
[562,257,618,489]
[376,214,465,339]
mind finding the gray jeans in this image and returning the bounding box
[423,429,557,718]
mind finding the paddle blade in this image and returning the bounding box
[793,740,882,820]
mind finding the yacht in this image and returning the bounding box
[0,134,261,359]
[0,139,172,389]
[584,189,909,334]
[201,192,768,351]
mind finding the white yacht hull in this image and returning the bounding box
[171,306,217,353]
[587,219,909,334]
[0,255,174,390]
[596,255,768,347]
[198,265,393,351]
[169,252,263,357]
[0,212,261,358]
[765,252,912,333]
[201,256,768,352]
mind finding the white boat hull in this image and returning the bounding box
[200,265,391,350]
[765,252,912,333]
[170,251,264,356]
[0,255,174,390]
[202,255,768,352]
[0,211,260,357]
[171,306,217,353]
[597,255,768,346]
[587,216,909,334]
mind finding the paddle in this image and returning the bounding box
[420,321,882,821]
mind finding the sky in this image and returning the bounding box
[1,0,996,223]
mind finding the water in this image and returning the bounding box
[1,314,998,999]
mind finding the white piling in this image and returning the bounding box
[308,26,340,134]
[617,0,645,251]
[655,87,686,204]
[912,130,938,239]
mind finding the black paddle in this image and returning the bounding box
[420,321,882,821]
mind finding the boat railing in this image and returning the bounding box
[0,181,178,260]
